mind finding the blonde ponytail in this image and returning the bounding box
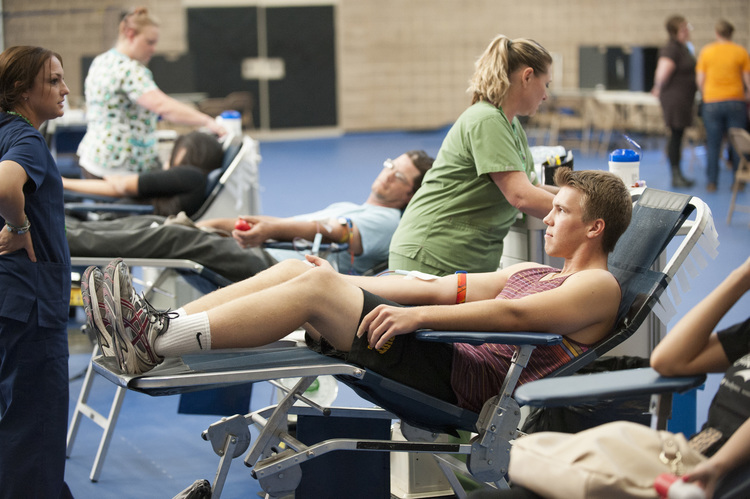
[119,6,160,37]
[469,35,551,107]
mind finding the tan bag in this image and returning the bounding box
[509,421,706,499]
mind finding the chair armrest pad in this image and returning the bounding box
[65,202,154,214]
[415,330,563,346]
[513,367,706,407]
[63,190,122,203]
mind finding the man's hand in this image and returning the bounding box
[304,254,336,271]
[0,230,36,262]
[232,217,267,248]
[357,304,421,350]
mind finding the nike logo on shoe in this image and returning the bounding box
[196,332,203,349]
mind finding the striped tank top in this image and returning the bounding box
[450,266,591,413]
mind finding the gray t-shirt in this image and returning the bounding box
[264,202,401,274]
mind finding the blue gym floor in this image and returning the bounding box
[64,126,749,498]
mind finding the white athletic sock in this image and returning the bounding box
[154,312,211,357]
[175,307,186,318]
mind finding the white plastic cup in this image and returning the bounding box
[216,110,243,138]
[609,149,640,187]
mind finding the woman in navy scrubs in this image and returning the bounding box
[0,46,74,498]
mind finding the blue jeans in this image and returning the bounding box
[702,100,748,185]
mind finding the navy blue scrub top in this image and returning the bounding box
[0,115,71,329]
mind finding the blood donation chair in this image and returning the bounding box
[65,134,261,480]
[511,367,750,499]
[466,367,748,499]
[67,133,260,304]
[83,188,717,497]
[64,133,260,223]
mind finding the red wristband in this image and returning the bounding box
[455,271,467,304]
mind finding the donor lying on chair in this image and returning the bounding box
[68,150,433,280]
[82,168,631,414]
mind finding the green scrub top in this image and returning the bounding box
[389,101,537,275]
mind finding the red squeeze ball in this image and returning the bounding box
[234,219,251,231]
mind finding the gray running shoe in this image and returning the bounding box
[80,266,117,359]
[103,258,170,375]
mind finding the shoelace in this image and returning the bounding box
[141,295,180,335]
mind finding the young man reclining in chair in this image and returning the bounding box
[81,168,632,414]
[66,150,433,279]
[479,257,750,499]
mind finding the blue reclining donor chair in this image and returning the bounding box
[64,133,259,222]
[66,140,379,482]
[67,133,261,294]
[65,133,262,481]
[511,366,750,498]
[88,187,717,498]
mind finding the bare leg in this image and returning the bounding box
[183,259,314,314]
[200,263,364,351]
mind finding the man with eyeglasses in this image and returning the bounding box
[66,150,434,280]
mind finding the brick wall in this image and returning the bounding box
[2,0,747,130]
[337,0,749,130]
[1,0,185,108]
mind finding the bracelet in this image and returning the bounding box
[5,217,30,235]
[455,271,467,304]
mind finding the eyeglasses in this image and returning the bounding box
[383,159,413,187]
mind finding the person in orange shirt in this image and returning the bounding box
[695,19,750,192]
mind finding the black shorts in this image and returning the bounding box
[306,289,457,404]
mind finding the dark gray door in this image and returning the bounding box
[188,5,336,130]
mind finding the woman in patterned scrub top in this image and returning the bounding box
[77,6,225,178]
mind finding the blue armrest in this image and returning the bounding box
[64,190,121,203]
[263,241,349,253]
[65,202,154,215]
[415,330,563,347]
[513,367,706,407]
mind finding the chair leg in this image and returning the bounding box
[548,119,560,147]
[649,393,674,431]
[581,126,591,155]
[89,386,127,481]
[66,345,99,459]
[210,431,243,499]
[727,182,739,224]
[432,455,470,499]
[65,344,128,482]
[597,128,612,156]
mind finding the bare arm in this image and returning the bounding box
[197,215,280,232]
[62,175,140,198]
[489,170,554,219]
[227,216,365,255]
[354,265,526,306]
[684,417,750,499]
[303,255,527,310]
[650,257,750,376]
[358,267,621,350]
[137,88,226,136]
[651,56,676,97]
[0,160,36,262]
[743,71,750,102]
